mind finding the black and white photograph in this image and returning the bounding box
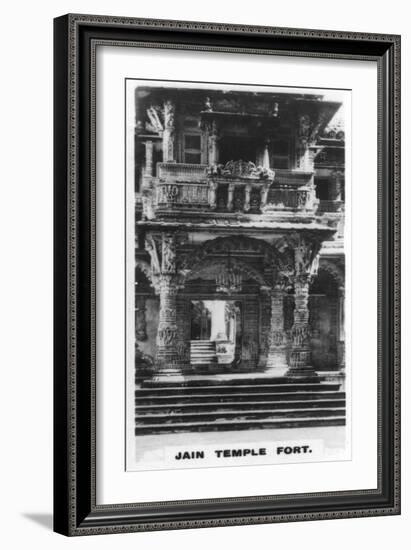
[126,81,350,471]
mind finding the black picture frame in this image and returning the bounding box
[53,13,401,536]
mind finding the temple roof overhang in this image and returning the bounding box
[136,219,336,245]
[135,86,342,139]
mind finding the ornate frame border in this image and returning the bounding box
[53,13,400,536]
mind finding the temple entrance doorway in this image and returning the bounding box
[190,300,242,370]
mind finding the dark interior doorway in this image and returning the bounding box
[219,136,257,165]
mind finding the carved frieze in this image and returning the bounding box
[210,160,275,181]
[157,325,178,346]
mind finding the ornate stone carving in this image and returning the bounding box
[204,97,213,112]
[209,181,218,209]
[233,186,245,211]
[266,287,288,372]
[146,105,163,133]
[162,99,175,162]
[290,324,311,346]
[144,140,154,177]
[281,233,322,284]
[320,111,345,140]
[273,234,323,378]
[135,259,154,287]
[145,235,161,274]
[298,114,311,148]
[163,100,175,130]
[155,274,182,372]
[269,329,287,347]
[181,236,276,274]
[330,170,345,201]
[205,119,220,165]
[185,257,270,289]
[161,233,177,274]
[287,278,315,378]
[157,325,178,345]
[215,160,275,180]
[157,183,179,204]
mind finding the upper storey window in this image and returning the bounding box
[271,139,290,169]
[183,134,202,164]
[181,116,202,164]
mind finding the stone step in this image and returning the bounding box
[137,382,341,395]
[191,343,216,349]
[135,407,345,424]
[191,343,216,348]
[135,398,346,414]
[191,355,217,366]
[141,377,336,388]
[135,390,345,405]
[134,416,346,435]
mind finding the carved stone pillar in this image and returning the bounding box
[227,183,235,211]
[156,275,181,373]
[266,286,288,375]
[295,113,321,172]
[258,288,271,367]
[135,295,147,341]
[144,140,154,177]
[300,147,316,172]
[244,184,251,212]
[163,100,175,162]
[284,234,322,379]
[260,182,270,210]
[208,120,219,165]
[209,181,218,209]
[146,232,189,376]
[337,286,345,371]
[331,170,344,202]
[287,277,316,379]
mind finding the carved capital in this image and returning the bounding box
[145,235,161,275]
[161,233,177,274]
[163,99,175,130]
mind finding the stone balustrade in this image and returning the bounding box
[156,181,210,209]
[143,162,318,217]
[157,162,208,182]
[264,186,317,212]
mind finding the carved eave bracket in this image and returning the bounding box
[144,232,188,293]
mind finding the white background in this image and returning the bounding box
[0,0,408,548]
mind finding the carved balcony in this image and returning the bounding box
[141,161,318,219]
